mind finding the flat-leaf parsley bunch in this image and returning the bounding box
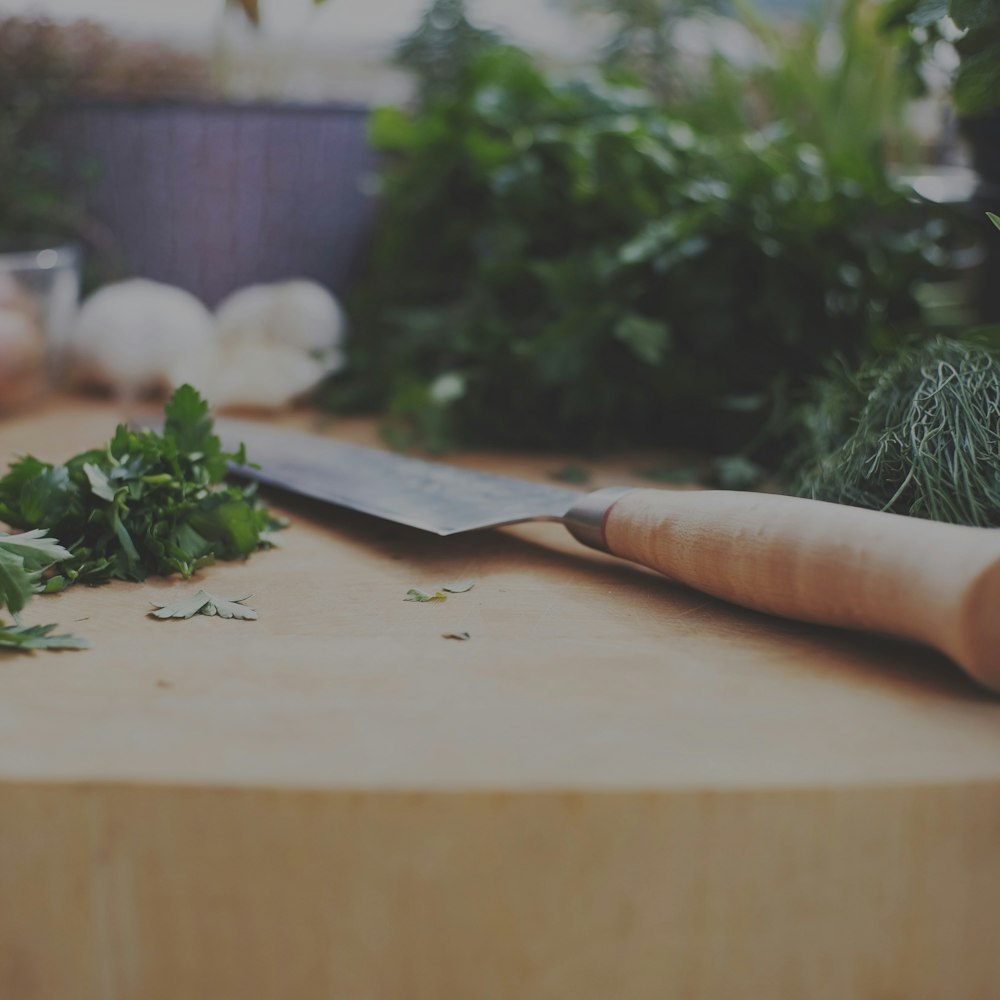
[0,384,283,591]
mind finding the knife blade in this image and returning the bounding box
[219,417,1000,693]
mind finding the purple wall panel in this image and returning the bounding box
[48,101,378,306]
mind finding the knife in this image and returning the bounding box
[219,418,1000,693]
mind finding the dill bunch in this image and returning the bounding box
[793,336,1000,526]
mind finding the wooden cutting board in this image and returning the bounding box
[2,397,999,1000]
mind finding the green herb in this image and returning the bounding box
[442,631,471,640]
[332,18,949,459]
[404,588,447,602]
[562,0,725,104]
[149,590,257,620]
[0,529,88,650]
[792,336,1000,526]
[0,622,90,651]
[392,0,501,104]
[989,212,1000,232]
[0,529,72,615]
[0,384,282,586]
[441,580,475,593]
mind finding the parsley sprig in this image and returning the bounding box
[0,385,282,652]
[0,530,89,650]
[0,385,282,587]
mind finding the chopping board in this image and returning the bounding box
[1,397,999,1000]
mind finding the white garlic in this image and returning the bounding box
[208,344,330,411]
[215,279,344,356]
[210,279,346,411]
[69,278,216,399]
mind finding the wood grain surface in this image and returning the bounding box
[2,397,999,1000]
[601,487,1000,690]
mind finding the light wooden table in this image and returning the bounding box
[2,398,999,1000]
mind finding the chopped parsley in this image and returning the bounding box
[0,384,281,652]
[0,384,282,586]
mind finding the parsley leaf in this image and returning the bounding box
[0,621,91,651]
[0,531,88,652]
[202,594,257,620]
[149,590,257,621]
[0,530,73,615]
[163,383,230,481]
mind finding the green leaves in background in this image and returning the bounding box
[883,0,1000,116]
[793,336,1000,525]
[336,12,953,460]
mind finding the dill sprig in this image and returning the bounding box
[794,336,1000,526]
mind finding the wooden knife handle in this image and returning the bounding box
[567,487,1000,692]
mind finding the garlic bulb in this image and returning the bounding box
[210,279,346,411]
[70,278,216,399]
[208,344,331,411]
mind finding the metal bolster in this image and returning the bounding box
[564,487,635,553]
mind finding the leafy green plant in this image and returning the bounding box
[0,385,282,587]
[334,21,950,456]
[883,0,1000,116]
[392,0,501,102]
[793,335,1000,525]
[694,0,920,184]
[556,0,726,102]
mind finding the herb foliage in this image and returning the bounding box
[0,529,89,649]
[793,336,1000,526]
[882,0,1000,116]
[334,8,950,457]
[0,620,90,650]
[0,384,282,588]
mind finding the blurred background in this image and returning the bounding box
[2,0,836,104]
